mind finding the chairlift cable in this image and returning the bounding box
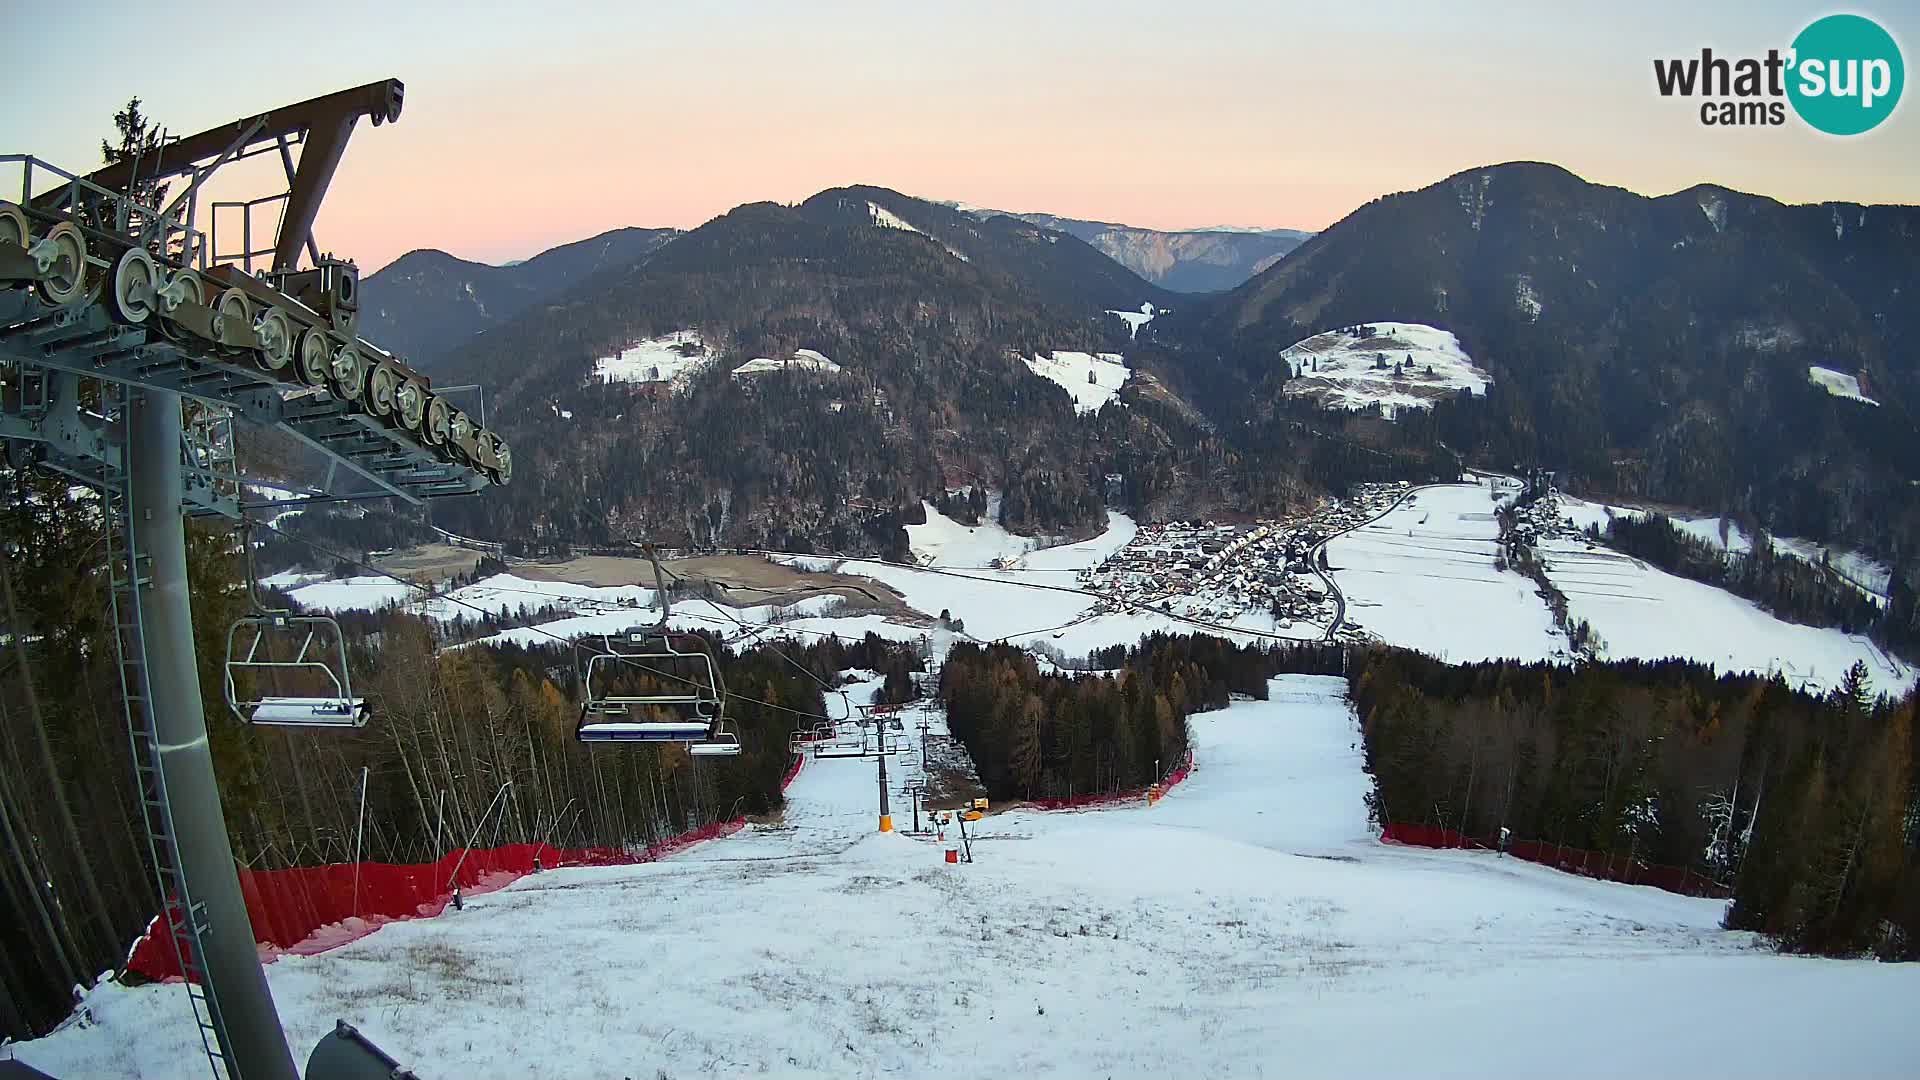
[247,518,842,723]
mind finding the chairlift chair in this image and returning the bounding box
[224,603,368,729]
[575,544,730,744]
[575,630,725,743]
[690,721,742,758]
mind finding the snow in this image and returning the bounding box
[1808,365,1879,406]
[1104,302,1158,340]
[1328,483,1566,663]
[1279,322,1489,418]
[1538,538,1916,696]
[285,576,417,613]
[590,330,714,389]
[867,201,919,233]
[1514,275,1542,322]
[25,674,1920,1080]
[732,349,843,377]
[1021,350,1130,414]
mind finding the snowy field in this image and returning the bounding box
[590,329,714,389]
[732,349,842,377]
[1021,350,1131,414]
[1105,301,1158,339]
[1279,322,1489,417]
[867,200,919,233]
[1808,365,1879,406]
[24,675,1920,1079]
[1554,501,1894,607]
[1538,539,1916,696]
[1327,483,1566,663]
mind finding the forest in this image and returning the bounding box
[0,464,937,1038]
[1349,647,1919,958]
[938,634,1345,801]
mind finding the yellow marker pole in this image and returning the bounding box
[879,814,893,833]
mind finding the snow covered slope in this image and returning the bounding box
[1280,322,1489,418]
[25,675,1920,1079]
[732,348,843,377]
[1327,482,1565,663]
[1538,538,1915,696]
[1105,301,1158,339]
[1807,365,1879,406]
[867,201,920,233]
[590,329,714,389]
[1021,350,1130,414]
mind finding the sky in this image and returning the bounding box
[7,0,1917,272]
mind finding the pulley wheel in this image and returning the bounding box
[254,307,294,370]
[329,343,365,402]
[212,288,252,346]
[395,380,427,431]
[489,438,514,485]
[448,410,474,460]
[366,361,400,417]
[33,222,89,307]
[295,328,332,387]
[0,202,28,250]
[160,268,204,314]
[109,246,158,325]
[423,394,451,446]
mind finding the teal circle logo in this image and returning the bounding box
[1788,14,1904,135]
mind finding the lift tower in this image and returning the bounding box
[1,81,511,1080]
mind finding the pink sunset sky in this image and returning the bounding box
[8,0,1916,272]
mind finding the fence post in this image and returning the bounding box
[351,766,369,919]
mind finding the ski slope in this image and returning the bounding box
[1327,483,1566,663]
[23,675,1919,1079]
[1021,350,1130,414]
[1538,539,1916,696]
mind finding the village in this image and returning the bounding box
[1078,481,1416,632]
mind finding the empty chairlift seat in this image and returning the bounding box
[224,611,368,730]
[576,629,726,745]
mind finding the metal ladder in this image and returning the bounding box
[104,458,233,1080]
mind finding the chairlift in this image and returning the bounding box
[575,544,728,745]
[690,722,742,758]
[224,536,367,729]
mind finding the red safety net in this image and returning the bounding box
[126,821,745,982]
[1027,752,1196,812]
[130,748,819,981]
[1379,822,1729,899]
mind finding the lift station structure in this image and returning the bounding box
[1,80,511,1079]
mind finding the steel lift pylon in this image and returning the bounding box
[2,80,511,1080]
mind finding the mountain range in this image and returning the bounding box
[352,165,1919,581]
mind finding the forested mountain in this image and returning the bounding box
[420,189,1342,554]
[1177,161,1920,564]
[359,226,680,364]
[798,187,1179,313]
[979,208,1312,292]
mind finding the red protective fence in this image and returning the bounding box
[1026,752,1196,812]
[131,750,817,981]
[1380,822,1729,899]
[127,821,744,982]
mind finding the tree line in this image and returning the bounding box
[1350,646,1918,958]
[0,466,937,1037]
[939,634,1345,802]
[1594,512,1920,664]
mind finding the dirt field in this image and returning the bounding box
[371,543,487,582]
[514,553,915,616]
